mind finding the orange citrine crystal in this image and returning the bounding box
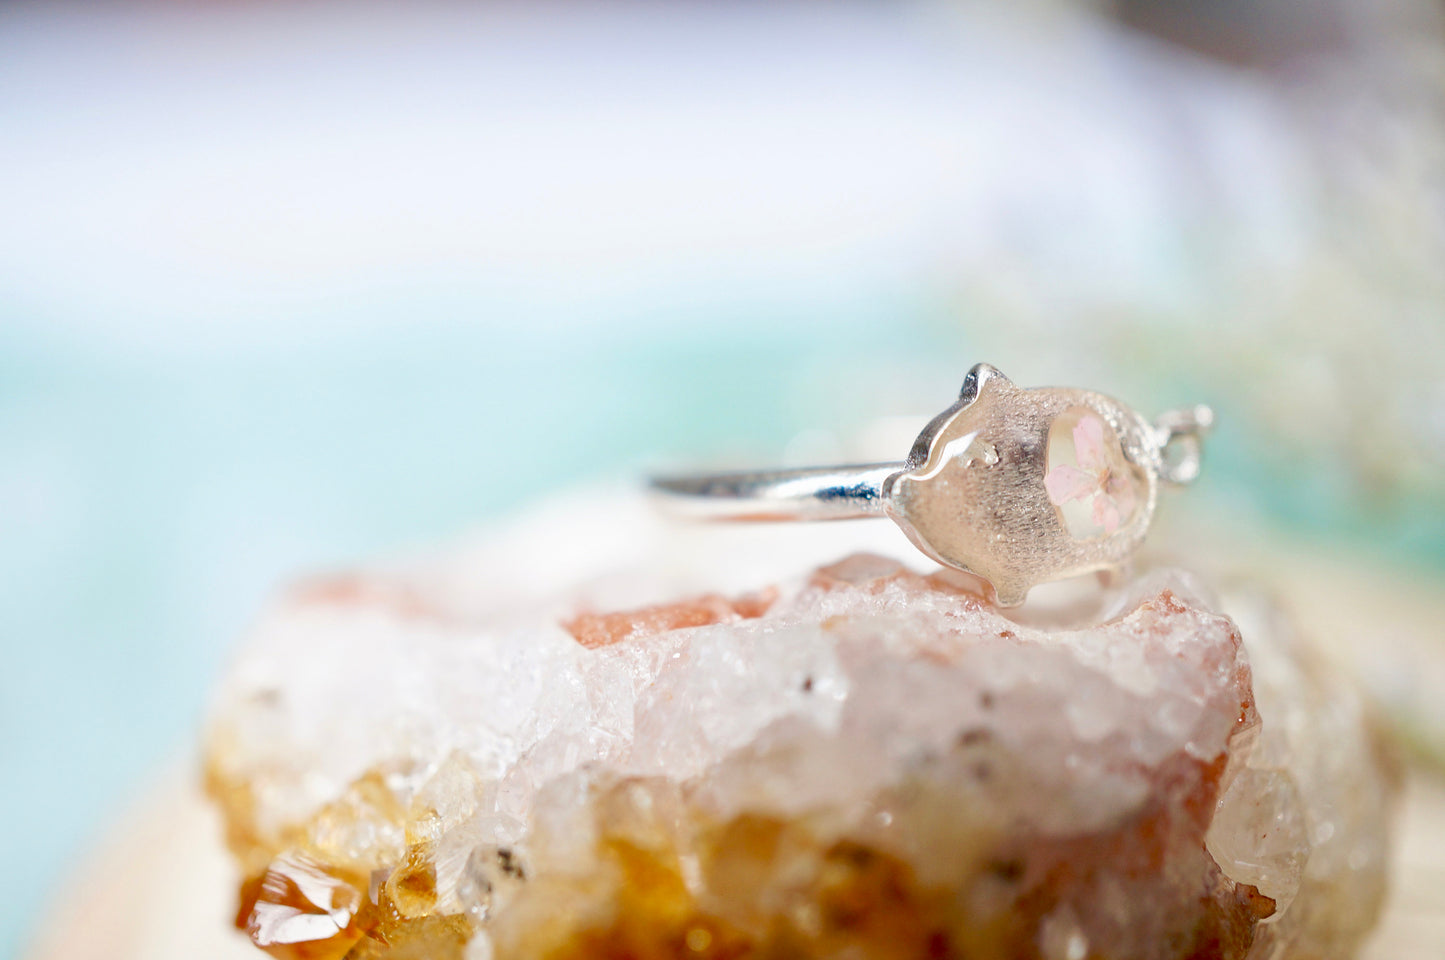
[235,851,370,960]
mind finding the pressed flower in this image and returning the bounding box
[1044,413,1136,534]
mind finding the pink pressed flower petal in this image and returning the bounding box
[1045,464,1097,505]
[1103,501,1122,534]
[1072,414,1108,473]
[1093,494,1121,534]
[1107,470,1136,521]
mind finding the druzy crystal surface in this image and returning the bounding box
[205,503,1394,960]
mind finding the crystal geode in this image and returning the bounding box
[204,504,1395,960]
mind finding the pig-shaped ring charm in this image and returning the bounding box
[653,363,1212,606]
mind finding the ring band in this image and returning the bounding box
[651,363,1212,606]
[650,463,898,521]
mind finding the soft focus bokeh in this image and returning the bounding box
[2,1,1442,956]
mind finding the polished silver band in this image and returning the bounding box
[650,463,901,521]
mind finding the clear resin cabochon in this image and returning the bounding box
[886,364,1159,605]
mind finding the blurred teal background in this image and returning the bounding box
[2,2,1442,957]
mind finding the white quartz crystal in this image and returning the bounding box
[206,491,1395,960]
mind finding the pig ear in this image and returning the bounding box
[902,363,1013,471]
[959,363,1009,405]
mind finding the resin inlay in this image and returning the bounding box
[1045,409,1141,538]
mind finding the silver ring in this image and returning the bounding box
[651,363,1212,606]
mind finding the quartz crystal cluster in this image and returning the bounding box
[205,515,1395,960]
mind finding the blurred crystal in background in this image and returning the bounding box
[1,0,1442,956]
